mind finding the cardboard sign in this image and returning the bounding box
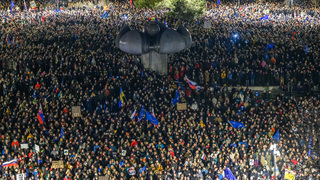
[16,174,25,180]
[52,160,64,169]
[98,176,108,180]
[72,106,82,117]
[204,20,212,29]
[177,103,187,110]
[35,145,40,153]
[30,1,36,8]
[121,150,126,156]
[21,144,29,149]
[284,169,296,180]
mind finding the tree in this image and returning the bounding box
[134,0,206,19]
[135,0,164,9]
[168,0,206,19]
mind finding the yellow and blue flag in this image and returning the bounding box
[119,87,126,107]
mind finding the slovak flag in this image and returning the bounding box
[201,154,206,160]
[169,147,175,157]
[130,110,137,121]
[151,107,155,117]
[185,76,201,90]
[37,103,45,124]
[2,159,18,167]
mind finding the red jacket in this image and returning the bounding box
[131,141,138,148]
[11,141,20,147]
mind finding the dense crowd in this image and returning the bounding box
[0,0,320,180]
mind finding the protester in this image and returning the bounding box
[0,0,319,179]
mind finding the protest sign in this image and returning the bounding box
[35,145,40,153]
[52,160,64,169]
[21,143,29,149]
[177,103,187,110]
[72,106,82,117]
[16,174,25,180]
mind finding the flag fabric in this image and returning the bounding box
[130,0,132,7]
[172,89,179,105]
[217,0,221,5]
[284,169,296,180]
[239,141,248,147]
[260,15,269,20]
[60,127,64,139]
[196,19,200,25]
[100,12,109,19]
[234,12,239,18]
[139,166,146,173]
[146,111,159,126]
[291,30,296,40]
[303,43,309,53]
[151,107,155,117]
[130,110,137,121]
[169,148,175,157]
[128,167,136,175]
[138,106,145,121]
[224,167,236,180]
[119,161,124,167]
[24,0,27,10]
[37,103,45,124]
[273,130,279,142]
[308,137,312,156]
[229,121,244,128]
[2,159,18,167]
[201,154,206,160]
[265,43,274,51]
[11,1,15,12]
[185,76,201,90]
[119,87,125,107]
[6,35,11,45]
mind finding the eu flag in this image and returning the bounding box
[138,106,145,121]
[265,43,274,51]
[100,12,109,19]
[273,130,279,142]
[60,127,64,139]
[229,121,244,128]
[11,1,15,12]
[224,167,236,180]
[139,166,146,173]
[146,111,159,126]
[260,15,269,20]
[172,89,179,105]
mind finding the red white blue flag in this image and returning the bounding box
[185,76,201,90]
[2,159,18,167]
[37,103,45,124]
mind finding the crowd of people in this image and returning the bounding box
[0,0,320,179]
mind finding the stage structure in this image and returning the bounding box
[115,22,192,75]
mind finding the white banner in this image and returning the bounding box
[16,174,25,180]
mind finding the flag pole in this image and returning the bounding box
[227,120,233,128]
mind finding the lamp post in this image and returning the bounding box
[270,144,279,180]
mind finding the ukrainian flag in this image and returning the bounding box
[119,87,126,107]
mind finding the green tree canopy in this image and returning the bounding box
[134,0,206,19]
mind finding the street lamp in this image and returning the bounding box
[270,144,280,180]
